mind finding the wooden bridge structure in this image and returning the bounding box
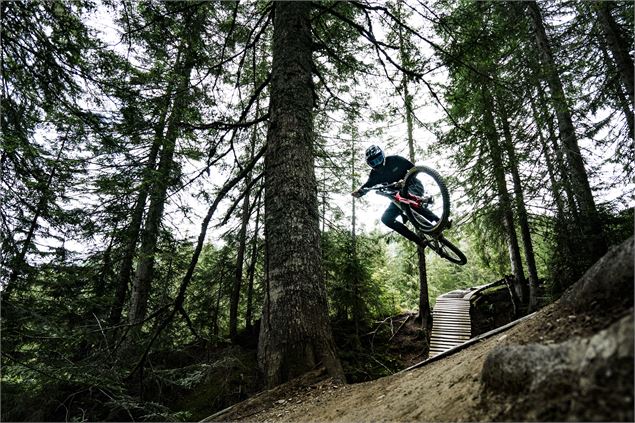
[429,281,506,357]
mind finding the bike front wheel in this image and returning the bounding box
[427,235,467,265]
[401,166,450,235]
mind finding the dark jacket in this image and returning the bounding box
[361,155,414,189]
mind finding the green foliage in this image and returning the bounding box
[2,0,632,420]
[323,230,395,323]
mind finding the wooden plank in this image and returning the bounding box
[431,332,470,337]
[432,308,470,314]
[430,341,466,347]
[430,334,470,340]
[431,324,471,328]
[432,324,471,330]
[432,321,471,326]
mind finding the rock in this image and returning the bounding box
[560,237,634,312]
[480,314,634,421]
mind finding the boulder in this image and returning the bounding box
[479,237,634,421]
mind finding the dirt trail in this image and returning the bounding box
[208,238,634,422]
[209,300,631,422]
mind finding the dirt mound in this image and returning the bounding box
[206,237,634,422]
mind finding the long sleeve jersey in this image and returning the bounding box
[361,155,414,189]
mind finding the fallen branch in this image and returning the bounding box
[388,314,412,342]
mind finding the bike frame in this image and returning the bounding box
[375,188,424,210]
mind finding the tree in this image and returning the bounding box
[594,2,634,109]
[497,99,540,310]
[391,0,432,332]
[482,85,528,307]
[258,2,344,387]
[526,0,607,263]
[127,4,206,331]
[1,1,105,300]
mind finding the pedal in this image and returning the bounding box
[446,219,452,230]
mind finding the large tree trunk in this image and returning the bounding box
[258,2,344,387]
[527,1,607,263]
[595,2,634,108]
[482,87,527,307]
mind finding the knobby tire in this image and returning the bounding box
[429,235,467,265]
[401,166,450,235]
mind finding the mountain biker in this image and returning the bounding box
[351,145,426,247]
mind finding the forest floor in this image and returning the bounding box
[207,286,633,422]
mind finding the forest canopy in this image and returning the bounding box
[1,0,632,421]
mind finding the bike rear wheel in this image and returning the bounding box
[401,166,450,235]
[427,235,467,265]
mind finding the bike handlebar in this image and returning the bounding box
[366,180,404,191]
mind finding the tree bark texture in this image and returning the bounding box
[258,2,344,388]
[229,167,254,338]
[527,1,607,262]
[245,196,261,331]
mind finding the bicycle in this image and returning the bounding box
[366,166,467,265]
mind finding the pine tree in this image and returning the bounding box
[258,2,344,387]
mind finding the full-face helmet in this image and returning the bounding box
[365,145,384,168]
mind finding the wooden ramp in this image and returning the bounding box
[429,281,504,357]
[429,289,472,357]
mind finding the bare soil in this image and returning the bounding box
[207,238,634,422]
[208,300,633,422]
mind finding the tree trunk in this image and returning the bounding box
[245,193,261,331]
[529,95,566,218]
[527,0,607,262]
[212,272,224,339]
[595,2,634,108]
[258,2,344,387]
[229,167,254,338]
[397,0,431,332]
[598,39,634,141]
[482,87,527,307]
[348,113,362,347]
[108,121,164,327]
[128,19,200,329]
[499,108,540,311]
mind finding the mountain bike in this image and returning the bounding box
[367,166,467,265]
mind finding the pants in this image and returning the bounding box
[381,202,421,244]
